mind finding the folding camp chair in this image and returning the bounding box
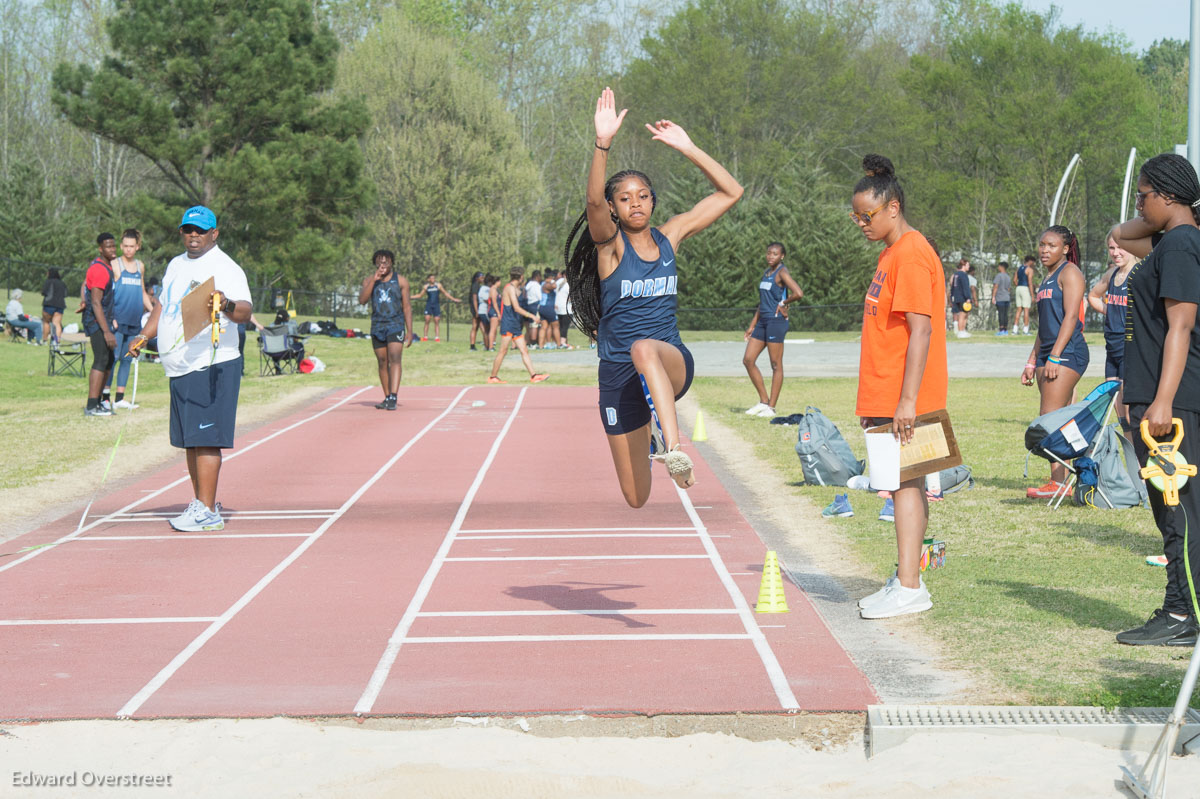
[1025,379,1122,508]
[258,323,302,376]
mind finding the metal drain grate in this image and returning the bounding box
[867,705,1200,756]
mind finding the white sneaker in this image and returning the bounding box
[1022,327,1030,335]
[754,405,776,418]
[745,402,769,416]
[858,572,899,609]
[170,500,224,532]
[113,399,138,409]
[860,583,932,619]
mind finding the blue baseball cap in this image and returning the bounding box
[180,205,217,230]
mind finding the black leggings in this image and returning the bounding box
[1129,405,1200,617]
[995,301,1010,331]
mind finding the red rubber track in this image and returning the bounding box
[0,385,875,719]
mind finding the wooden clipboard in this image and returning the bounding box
[866,409,962,482]
[181,276,215,342]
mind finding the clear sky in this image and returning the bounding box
[1019,0,1189,52]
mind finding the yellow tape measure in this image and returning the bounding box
[1139,419,1196,506]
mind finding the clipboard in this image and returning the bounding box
[866,409,962,482]
[181,276,216,342]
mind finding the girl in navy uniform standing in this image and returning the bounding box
[358,249,413,411]
[468,271,484,350]
[487,267,548,384]
[1021,225,1089,498]
[565,87,742,507]
[413,273,461,342]
[1110,153,1200,646]
[742,242,803,418]
[1087,233,1138,423]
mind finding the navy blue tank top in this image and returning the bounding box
[1017,264,1031,287]
[1035,261,1084,347]
[112,261,144,329]
[424,283,440,313]
[1104,268,1129,342]
[598,228,682,363]
[758,265,786,317]
[370,273,405,332]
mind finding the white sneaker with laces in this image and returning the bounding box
[745,402,769,416]
[860,583,932,619]
[113,399,138,409]
[171,501,224,532]
[858,572,899,609]
[754,405,776,418]
[169,499,205,531]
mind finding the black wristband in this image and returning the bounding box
[595,142,611,151]
[222,298,236,315]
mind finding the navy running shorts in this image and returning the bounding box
[168,358,242,449]
[371,326,406,346]
[1105,339,1124,380]
[539,306,558,323]
[597,344,694,435]
[750,316,788,343]
[1036,341,1089,375]
[500,315,523,338]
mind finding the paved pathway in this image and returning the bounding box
[541,336,1108,379]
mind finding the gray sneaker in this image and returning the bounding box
[84,405,113,417]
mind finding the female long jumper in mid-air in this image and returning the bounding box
[565,87,743,508]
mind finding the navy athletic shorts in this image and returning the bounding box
[169,358,242,449]
[750,316,788,343]
[597,344,694,435]
[539,306,558,323]
[371,326,406,346]
[1036,340,1090,375]
[1105,339,1124,380]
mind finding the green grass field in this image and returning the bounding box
[2,293,1193,709]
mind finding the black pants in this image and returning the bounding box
[995,301,1010,331]
[1129,405,1200,617]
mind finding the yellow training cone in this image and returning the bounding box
[692,409,708,442]
[755,550,789,613]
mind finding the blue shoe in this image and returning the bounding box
[821,493,853,518]
[879,497,895,522]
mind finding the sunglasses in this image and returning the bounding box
[180,224,212,235]
[849,202,887,225]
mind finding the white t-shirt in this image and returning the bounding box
[555,278,569,315]
[477,285,490,312]
[524,279,542,306]
[5,299,23,322]
[157,245,251,378]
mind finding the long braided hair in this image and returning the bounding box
[1140,153,1200,225]
[564,170,656,338]
[1045,224,1081,266]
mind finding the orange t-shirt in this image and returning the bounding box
[855,230,948,418]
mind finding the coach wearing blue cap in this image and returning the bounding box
[130,206,252,532]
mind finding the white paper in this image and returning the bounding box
[864,431,901,491]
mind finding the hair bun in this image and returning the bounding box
[862,154,895,179]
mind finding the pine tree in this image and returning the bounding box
[51,0,372,288]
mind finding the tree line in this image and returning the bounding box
[0,0,1187,316]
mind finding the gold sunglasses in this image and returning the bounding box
[849,202,887,225]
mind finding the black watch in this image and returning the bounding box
[222,298,236,315]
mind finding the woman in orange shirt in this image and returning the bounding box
[851,154,948,620]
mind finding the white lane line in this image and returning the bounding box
[403,634,751,643]
[0,617,218,626]
[96,515,333,522]
[115,387,471,718]
[0,386,372,575]
[82,534,311,541]
[355,387,528,715]
[415,609,738,617]
[102,509,341,517]
[443,555,708,562]
[459,527,693,534]
[457,533,699,540]
[674,484,799,710]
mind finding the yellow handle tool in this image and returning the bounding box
[211,292,221,349]
[1139,419,1197,506]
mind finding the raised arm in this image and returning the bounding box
[651,122,743,250]
[1110,219,1156,259]
[586,87,626,249]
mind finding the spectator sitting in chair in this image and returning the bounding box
[5,289,43,344]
